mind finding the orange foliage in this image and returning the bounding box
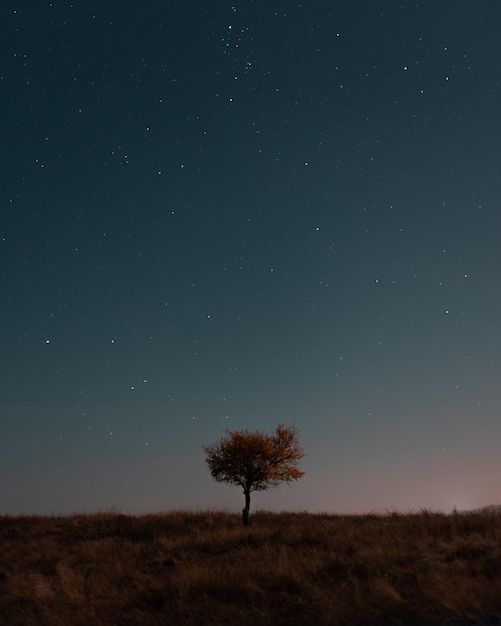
[204,423,304,492]
[203,424,304,525]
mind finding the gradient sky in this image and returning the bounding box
[1,1,501,515]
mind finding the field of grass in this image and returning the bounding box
[1,509,500,625]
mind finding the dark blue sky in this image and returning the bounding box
[1,1,501,514]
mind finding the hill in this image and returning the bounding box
[1,509,501,625]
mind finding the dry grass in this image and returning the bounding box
[1,509,501,625]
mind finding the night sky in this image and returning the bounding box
[2,1,501,515]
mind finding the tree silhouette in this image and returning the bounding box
[203,423,305,526]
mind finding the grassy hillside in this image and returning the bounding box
[1,509,500,625]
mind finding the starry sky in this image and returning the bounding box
[2,1,501,515]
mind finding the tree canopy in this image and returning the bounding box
[203,423,304,526]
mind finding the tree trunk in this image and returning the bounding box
[242,489,251,527]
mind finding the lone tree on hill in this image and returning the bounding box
[203,423,305,526]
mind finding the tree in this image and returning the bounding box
[203,423,305,526]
